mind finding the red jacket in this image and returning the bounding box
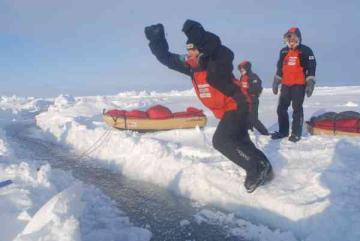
[192,70,237,119]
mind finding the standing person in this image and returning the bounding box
[144,20,273,193]
[235,60,269,135]
[272,27,317,142]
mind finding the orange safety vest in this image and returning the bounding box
[282,49,305,86]
[191,70,237,119]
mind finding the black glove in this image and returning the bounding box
[305,77,316,97]
[182,19,205,46]
[272,75,281,95]
[145,23,165,41]
[232,91,249,114]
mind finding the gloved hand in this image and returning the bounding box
[145,23,165,41]
[305,76,316,97]
[272,75,282,95]
[232,91,249,114]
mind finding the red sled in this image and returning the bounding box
[306,111,360,137]
[103,105,207,132]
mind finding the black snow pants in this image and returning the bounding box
[277,84,306,137]
[212,110,270,175]
[249,97,269,135]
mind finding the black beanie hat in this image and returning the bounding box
[182,19,205,48]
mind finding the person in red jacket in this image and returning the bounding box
[144,20,273,193]
[235,61,269,135]
[272,27,317,142]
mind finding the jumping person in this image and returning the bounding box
[235,61,269,135]
[144,20,273,193]
[272,27,317,142]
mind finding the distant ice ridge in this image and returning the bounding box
[115,89,195,98]
[342,101,358,107]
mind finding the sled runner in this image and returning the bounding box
[0,180,13,189]
[306,111,360,137]
[103,105,207,132]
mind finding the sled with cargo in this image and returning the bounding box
[103,105,207,132]
[306,111,360,137]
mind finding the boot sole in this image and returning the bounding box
[288,138,301,143]
[271,134,289,140]
[246,164,272,193]
[271,136,288,140]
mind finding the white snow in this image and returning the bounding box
[0,97,151,241]
[194,209,297,241]
[34,86,360,241]
[15,183,84,241]
[1,86,360,241]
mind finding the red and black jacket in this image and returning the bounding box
[147,30,247,119]
[276,44,316,86]
[234,72,263,97]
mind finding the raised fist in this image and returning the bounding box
[145,23,165,41]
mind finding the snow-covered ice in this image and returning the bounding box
[0,97,151,241]
[1,86,360,241]
[194,209,297,241]
[33,86,360,241]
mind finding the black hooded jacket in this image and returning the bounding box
[148,20,243,99]
[276,44,316,78]
[246,72,263,97]
[238,61,263,96]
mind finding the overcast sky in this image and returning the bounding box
[0,0,359,97]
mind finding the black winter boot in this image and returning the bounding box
[271,131,289,140]
[288,134,301,143]
[244,161,273,193]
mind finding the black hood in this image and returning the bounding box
[183,19,221,56]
